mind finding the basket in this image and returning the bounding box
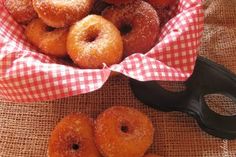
[0,0,204,102]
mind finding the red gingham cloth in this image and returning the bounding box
[0,0,204,102]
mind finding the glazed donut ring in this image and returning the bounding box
[5,0,37,24]
[67,15,123,69]
[102,0,160,57]
[48,113,101,157]
[95,106,154,157]
[25,19,68,57]
[32,0,94,28]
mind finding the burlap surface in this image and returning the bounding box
[0,0,236,156]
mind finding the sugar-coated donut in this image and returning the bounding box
[146,0,176,8]
[48,113,101,157]
[67,15,123,69]
[103,0,134,6]
[95,106,154,157]
[25,19,68,57]
[32,0,94,28]
[143,153,162,157]
[102,0,160,57]
[5,0,37,24]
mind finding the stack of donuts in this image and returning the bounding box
[48,106,162,157]
[5,0,176,69]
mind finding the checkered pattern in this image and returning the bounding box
[0,0,204,102]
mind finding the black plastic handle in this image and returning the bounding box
[130,56,236,139]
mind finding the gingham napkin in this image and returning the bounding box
[0,0,204,102]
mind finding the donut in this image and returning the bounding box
[25,19,68,57]
[102,0,160,57]
[143,153,162,157]
[4,0,37,24]
[67,15,123,69]
[103,0,134,6]
[32,0,94,28]
[146,0,176,8]
[95,106,154,157]
[48,113,101,157]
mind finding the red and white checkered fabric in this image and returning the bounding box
[0,0,204,102]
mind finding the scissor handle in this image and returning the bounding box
[130,56,236,139]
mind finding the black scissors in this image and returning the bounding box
[130,56,236,139]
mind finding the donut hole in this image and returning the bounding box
[119,23,132,35]
[71,143,80,151]
[120,121,133,134]
[85,31,99,42]
[86,34,98,42]
[45,26,56,32]
[121,125,129,133]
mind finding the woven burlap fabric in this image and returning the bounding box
[0,0,236,156]
[199,0,236,73]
